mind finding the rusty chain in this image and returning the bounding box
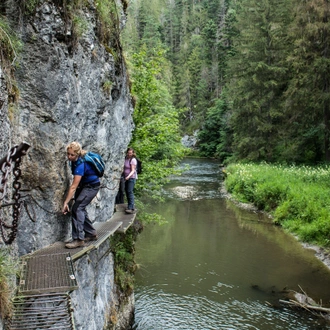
[0,147,22,244]
[0,145,17,200]
[0,144,30,244]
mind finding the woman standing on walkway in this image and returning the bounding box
[62,142,100,248]
[124,148,137,214]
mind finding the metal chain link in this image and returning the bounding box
[101,176,120,191]
[22,199,36,222]
[0,151,23,244]
[0,145,25,244]
[0,146,17,200]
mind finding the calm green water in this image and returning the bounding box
[133,158,330,330]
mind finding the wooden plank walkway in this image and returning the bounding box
[113,204,136,233]
[7,205,136,330]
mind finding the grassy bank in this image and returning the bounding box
[224,163,330,248]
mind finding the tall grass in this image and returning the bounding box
[0,248,18,318]
[224,163,330,247]
[0,15,22,103]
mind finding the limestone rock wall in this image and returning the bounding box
[0,0,135,329]
[0,0,134,254]
[71,241,134,330]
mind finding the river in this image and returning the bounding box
[132,158,330,330]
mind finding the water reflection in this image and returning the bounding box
[133,158,330,330]
[134,289,327,330]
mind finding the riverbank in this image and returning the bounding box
[220,183,330,271]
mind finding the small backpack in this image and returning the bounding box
[136,158,142,174]
[131,157,142,174]
[83,152,105,177]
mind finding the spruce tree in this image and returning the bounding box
[284,0,330,163]
[226,0,293,161]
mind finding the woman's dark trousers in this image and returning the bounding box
[71,185,99,240]
[125,178,136,210]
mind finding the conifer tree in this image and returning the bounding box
[197,0,236,159]
[198,96,232,160]
[162,0,231,130]
[226,0,293,161]
[283,0,330,162]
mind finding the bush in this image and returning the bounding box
[254,182,287,211]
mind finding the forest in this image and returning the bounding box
[122,0,330,165]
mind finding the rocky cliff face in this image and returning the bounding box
[70,239,135,330]
[0,0,134,329]
[1,0,134,252]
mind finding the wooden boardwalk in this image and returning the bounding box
[7,205,136,330]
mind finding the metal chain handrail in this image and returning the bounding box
[0,142,30,244]
[0,145,16,200]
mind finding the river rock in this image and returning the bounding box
[181,130,199,148]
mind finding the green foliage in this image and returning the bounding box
[70,0,121,49]
[72,14,89,38]
[282,0,330,163]
[110,229,137,294]
[198,96,232,160]
[0,15,22,103]
[95,0,118,39]
[225,162,330,247]
[169,0,231,130]
[102,80,113,96]
[23,0,40,14]
[127,46,186,199]
[0,16,21,66]
[226,0,293,162]
[209,0,330,164]
[134,200,167,225]
[0,249,18,318]
[123,0,233,134]
[253,181,288,212]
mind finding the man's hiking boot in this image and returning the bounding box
[125,209,134,214]
[65,239,85,249]
[84,235,98,242]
